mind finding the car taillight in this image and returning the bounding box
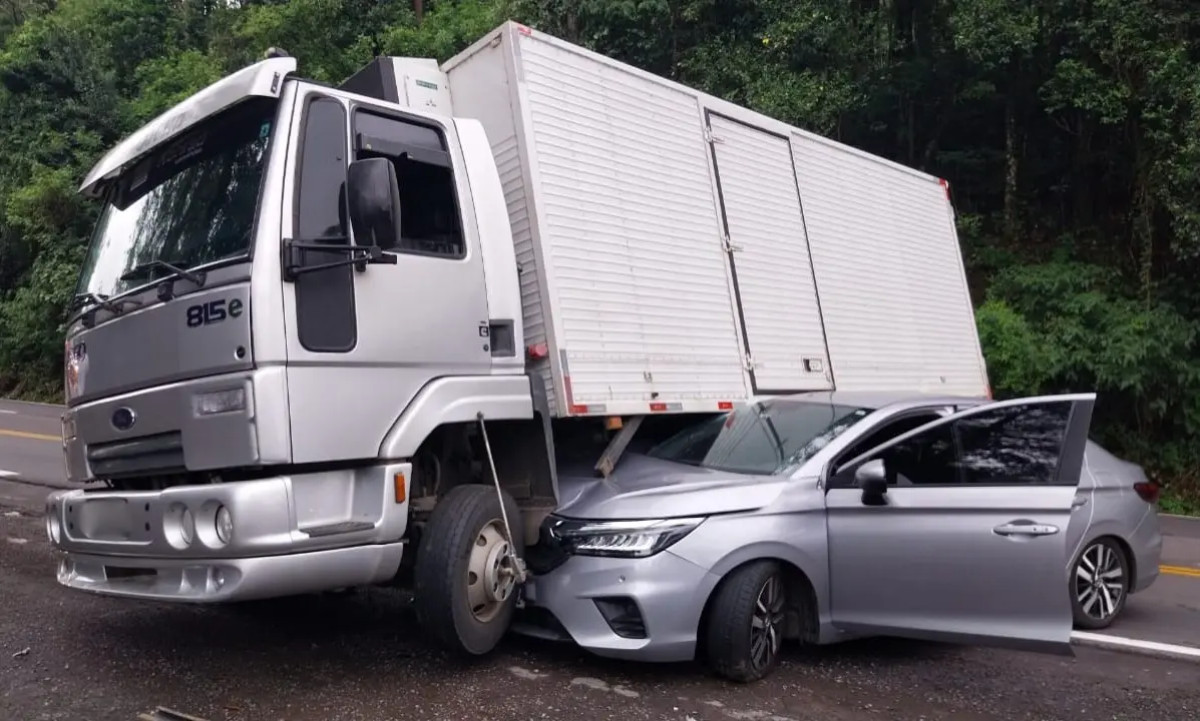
[1133,481,1160,504]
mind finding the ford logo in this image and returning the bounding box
[111,407,137,431]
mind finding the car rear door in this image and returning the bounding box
[823,393,1095,655]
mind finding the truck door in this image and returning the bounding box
[823,393,1096,655]
[705,112,833,394]
[281,88,491,463]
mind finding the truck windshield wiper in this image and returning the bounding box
[69,292,113,312]
[120,259,207,286]
[69,291,144,328]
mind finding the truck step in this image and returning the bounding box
[300,521,375,537]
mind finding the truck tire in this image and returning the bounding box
[414,483,526,656]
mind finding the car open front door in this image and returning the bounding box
[823,393,1096,655]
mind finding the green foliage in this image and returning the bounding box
[0,0,1197,511]
[977,261,1200,494]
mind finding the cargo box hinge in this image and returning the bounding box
[721,235,743,253]
[704,129,724,144]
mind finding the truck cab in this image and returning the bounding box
[50,54,555,656]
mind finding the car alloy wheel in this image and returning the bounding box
[749,574,786,673]
[1072,538,1129,629]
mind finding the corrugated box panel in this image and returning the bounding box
[515,33,749,412]
[791,133,987,396]
[706,114,833,393]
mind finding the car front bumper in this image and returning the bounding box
[518,550,720,663]
[44,463,410,603]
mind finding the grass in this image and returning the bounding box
[1160,488,1200,517]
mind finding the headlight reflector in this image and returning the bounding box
[548,516,704,558]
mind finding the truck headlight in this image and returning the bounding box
[548,516,704,558]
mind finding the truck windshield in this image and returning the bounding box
[645,400,873,476]
[74,97,277,300]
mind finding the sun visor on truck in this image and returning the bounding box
[78,56,297,199]
[338,57,454,116]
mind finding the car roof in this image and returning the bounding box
[759,389,989,411]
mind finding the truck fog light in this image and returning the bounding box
[215,505,233,544]
[193,388,246,416]
[180,508,195,545]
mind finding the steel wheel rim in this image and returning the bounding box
[466,520,516,623]
[1075,542,1126,621]
[749,574,785,671]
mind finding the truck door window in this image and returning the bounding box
[294,95,357,353]
[352,109,465,259]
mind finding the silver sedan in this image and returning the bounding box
[518,391,1163,682]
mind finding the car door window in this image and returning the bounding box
[953,401,1072,485]
[842,400,1077,487]
[829,411,947,485]
[833,412,943,473]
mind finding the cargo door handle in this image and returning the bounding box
[993,520,1059,537]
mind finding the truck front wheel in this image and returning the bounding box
[414,483,526,656]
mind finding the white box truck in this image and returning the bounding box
[46,21,988,658]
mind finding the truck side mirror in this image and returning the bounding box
[346,157,401,251]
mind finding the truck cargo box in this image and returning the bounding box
[440,22,989,417]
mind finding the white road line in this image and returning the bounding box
[0,471,16,478]
[0,409,15,414]
[1072,630,1200,663]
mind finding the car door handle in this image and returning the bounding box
[1072,496,1089,509]
[993,521,1060,537]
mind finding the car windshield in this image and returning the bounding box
[646,399,874,475]
[74,97,277,301]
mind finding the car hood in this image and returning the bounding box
[553,453,788,520]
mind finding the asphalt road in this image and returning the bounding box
[0,399,66,488]
[3,398,1200,721]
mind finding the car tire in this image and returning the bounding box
[414,483,526,656]
[704,560,788,683]
[1070,537,1130,630]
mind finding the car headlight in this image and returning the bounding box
[547,516,704,558]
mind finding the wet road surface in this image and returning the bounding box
[2,497,1200,721]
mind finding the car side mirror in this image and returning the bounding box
[346,157,401,251]
[855,459,888,506]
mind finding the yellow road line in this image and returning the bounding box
[0,428,60,442]
[1161,565,1200,579]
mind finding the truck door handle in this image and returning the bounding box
[993,521,1059,537]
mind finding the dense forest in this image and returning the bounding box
[0,0,1197,512]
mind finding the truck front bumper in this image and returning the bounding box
[44,463,411,603]
[56,543,403,602]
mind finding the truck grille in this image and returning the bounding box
[87,432,185,478]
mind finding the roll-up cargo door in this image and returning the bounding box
[706,112,833,393]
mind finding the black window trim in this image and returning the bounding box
[825,399,1082,490]
[291,90,358,353]
[292,92,352,247]
[347,101,468,262]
